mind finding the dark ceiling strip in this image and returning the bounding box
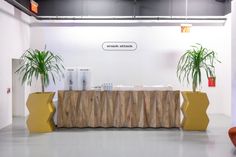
[4,0,37,17]
[37,17,227,21]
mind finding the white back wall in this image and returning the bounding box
[31,23,231,116]
[0,1,30,128]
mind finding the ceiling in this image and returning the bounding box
[5,0,232,20]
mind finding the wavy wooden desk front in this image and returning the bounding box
[57,90,180,128]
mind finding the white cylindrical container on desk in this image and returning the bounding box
[77,68,91,90]
[64,67,78,90]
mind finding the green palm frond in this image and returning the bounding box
[177,44,220,92]
[16,48,65,92]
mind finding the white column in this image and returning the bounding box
[232,0,236,125]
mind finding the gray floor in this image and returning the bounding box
[0,114,235,157]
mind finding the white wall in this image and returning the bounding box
[30,22,231,115]
[0,1,30,129]
[232,0,236,125]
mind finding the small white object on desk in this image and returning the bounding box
[142,85,173,91]
[112,85,173,91]
[101,83,113,91]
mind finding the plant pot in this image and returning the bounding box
[26,92,55,133]
[181,91,209,131]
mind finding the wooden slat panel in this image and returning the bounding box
[57,90,180,128]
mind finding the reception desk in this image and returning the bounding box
[57,90,180,128]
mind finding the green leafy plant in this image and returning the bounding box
[16,48,64,92]
[177,43,220,92]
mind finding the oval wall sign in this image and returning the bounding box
[102,42,137,51]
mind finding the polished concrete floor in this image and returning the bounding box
[0,114,235,157]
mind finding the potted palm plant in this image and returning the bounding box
[177,43,220,131]
[16,48,64,133]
